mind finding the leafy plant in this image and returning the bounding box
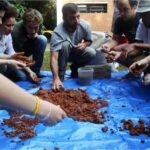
[9,0,56,29]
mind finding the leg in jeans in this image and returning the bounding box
[2,64,28,82]
[70,46,96,77]
[58,41,72,80]
[23,35,47,75]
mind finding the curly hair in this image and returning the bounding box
[23,8,43,24]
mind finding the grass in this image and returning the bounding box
[42,51,50,70]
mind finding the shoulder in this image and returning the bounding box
[53,22,64,33]
[12,21,25,38]
[79,20,91,32]
[13,21,24,32]
[15,20,23,28]
[80,19,91,28]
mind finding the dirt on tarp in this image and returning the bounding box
[1,111,39,140]
[36,88,108,124]
[1,88,108,140]
[121,119,150,136]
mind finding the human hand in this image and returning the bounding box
[37,100,67,126]
[7,60,26,68]
[129,58,149,76]
[23,67,40,83]
[28,69,38,81]
[51,78,64,90]
[11,52,25,59]
[112,43,129,52]
[101,43,111,53]
[76,40,86,50]
[122,44,136,58]
[106,51,122,62]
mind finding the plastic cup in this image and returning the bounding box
[77,67,94,85]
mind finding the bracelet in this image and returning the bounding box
[32,96,41,115]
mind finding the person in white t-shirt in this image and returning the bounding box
[0,5,37,82]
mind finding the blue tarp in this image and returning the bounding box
[0,71,150,150]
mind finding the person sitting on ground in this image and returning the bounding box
[0,5,37,82]
[12,8,47,77]
[101,0,140,53]
[106,0,150,85]
[0,74,66,126]
[50,3,96,90]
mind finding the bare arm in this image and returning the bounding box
[120,43,150,58]
[50,51,59,80]
[107,34,120,48]
[0,74,37,113]
[0,59,26,67]
[0,74,66,126]
[101,34,119,53]
[0,54,11,59]
[146,55,150,64]
[134,43,150,52]
[50,51,63,90]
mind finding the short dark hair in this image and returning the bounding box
[0,1,8,11]
[2,5,17,22]
[62,3,79,16]
[128,0,139,7]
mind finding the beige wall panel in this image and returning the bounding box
[63,0,114,32]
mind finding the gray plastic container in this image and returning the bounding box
[78,67,94,85]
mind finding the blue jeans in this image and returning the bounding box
[0,64,28,82]
[23,35,47,74]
